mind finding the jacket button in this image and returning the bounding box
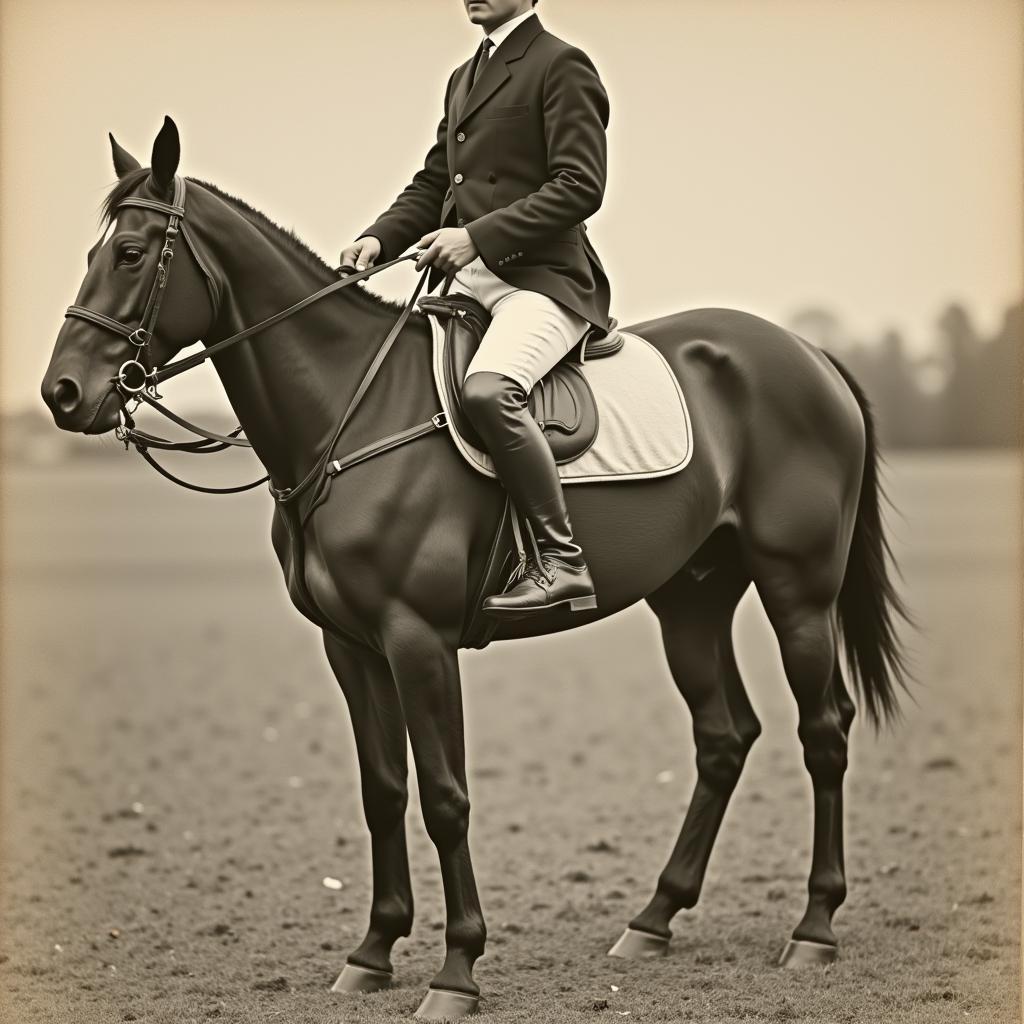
[453,173,464,184]
[456,131,466,143]
[517,250,523,256]
[498,258,505,265]
[488,172,497,183]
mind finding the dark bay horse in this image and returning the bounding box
[41,119,910,1019]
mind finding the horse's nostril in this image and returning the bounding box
[53,376,82,414]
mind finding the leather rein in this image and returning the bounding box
[65,175,442,503]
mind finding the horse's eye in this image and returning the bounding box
[119,247,144,265]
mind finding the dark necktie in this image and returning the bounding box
[471,38,494,89]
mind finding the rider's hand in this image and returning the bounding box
[338,236,382,275]
[415,228,479,274]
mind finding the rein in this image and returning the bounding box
[65,175,440,498]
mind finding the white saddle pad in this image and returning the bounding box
[428,318,693,484]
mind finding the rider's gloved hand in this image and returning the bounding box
[338,236,382,276]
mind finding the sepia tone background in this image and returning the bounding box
[2,1,1021,1022]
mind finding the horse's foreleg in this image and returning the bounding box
[323,633,413,992]
[611,566,760,958]
[383,614,485,1020]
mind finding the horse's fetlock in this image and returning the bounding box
[446,915,487,956]
[657,872,700,911]
[370,896,414,938]
[810,871,847,909]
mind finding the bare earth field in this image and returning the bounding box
[1,451,1020,1024]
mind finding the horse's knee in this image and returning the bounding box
[362,781,408,835]
[421,785,471,850]
[695,721,760,792]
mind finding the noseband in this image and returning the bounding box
[63,174,435,495]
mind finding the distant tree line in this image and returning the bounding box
[789,300,1021,449]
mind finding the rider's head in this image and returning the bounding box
[463,0,537,33]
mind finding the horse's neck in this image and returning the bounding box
[188,193,401,488]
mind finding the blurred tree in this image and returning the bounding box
[936,302,983,446]
[789,307,847,352]
[875,329,930,446]
[971,301,1022,447]
[789,299,1021,449]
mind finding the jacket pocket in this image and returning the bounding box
[486,104,530,119]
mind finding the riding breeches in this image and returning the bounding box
[453,256,590,393]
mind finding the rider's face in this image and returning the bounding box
[463,0,534,32]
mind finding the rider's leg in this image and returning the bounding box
[459,280,596,616]
[462,371,584,566]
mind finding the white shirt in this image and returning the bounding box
[484,9,536,56]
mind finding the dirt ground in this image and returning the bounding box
[1,451,1019,1024]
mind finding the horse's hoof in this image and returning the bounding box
[330,962,394,993]
[414,986,480,1020]
[777,938,838,968]
[607,927,670,959]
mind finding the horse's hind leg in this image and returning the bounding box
[752,565,856,966]
[610,560,761,957]
[323,634,413,994]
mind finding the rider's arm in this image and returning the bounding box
[464,46,608,260]
[358,71,455,261]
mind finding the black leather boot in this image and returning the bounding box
[461,371,597,619]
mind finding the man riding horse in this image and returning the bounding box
[340,0,612,618]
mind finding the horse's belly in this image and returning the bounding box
[493,463,719,641]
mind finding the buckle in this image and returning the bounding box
[431,411,448,429]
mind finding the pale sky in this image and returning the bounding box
[2,0,1020,412]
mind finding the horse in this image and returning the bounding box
[41,117,910,1020]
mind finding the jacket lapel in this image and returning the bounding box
[455,14,545,128]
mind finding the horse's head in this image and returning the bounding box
[41,117,216,433]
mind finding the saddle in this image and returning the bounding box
[418,292,623,463]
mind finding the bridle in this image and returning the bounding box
[64,174,436,497]
[67,176,190,400]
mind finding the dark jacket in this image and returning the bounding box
[360,13,612,336]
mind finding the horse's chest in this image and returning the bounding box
[269,508,394,642]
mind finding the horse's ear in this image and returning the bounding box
[149,115,180,194]
[109,133,141,178]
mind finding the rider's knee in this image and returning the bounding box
[462,371,521,426]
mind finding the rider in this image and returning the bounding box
[340,0,612,618]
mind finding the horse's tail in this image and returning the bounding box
[824,350,913,727]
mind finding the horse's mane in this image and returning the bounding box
[101,169,409,316]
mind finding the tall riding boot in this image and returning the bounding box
[462,371,597,619]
